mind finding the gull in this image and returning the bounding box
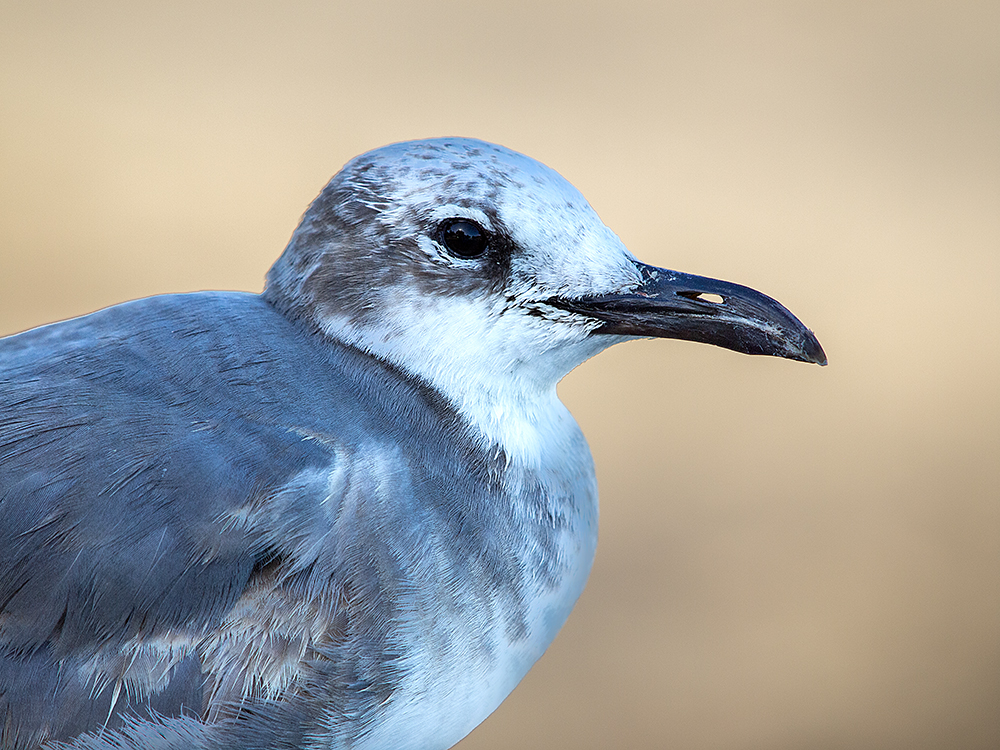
[0,138,825,750]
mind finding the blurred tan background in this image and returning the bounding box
[1,1,997,748]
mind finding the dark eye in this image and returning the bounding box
[439,219,489,259]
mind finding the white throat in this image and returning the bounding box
[318,292,612,469]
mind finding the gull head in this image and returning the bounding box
[263,138,824,448]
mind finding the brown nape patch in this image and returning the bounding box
[263,145,521,331]
[198,561,346,722]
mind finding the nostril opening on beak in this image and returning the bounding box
[680,291,725,304]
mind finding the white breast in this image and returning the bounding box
[346,393,599,750]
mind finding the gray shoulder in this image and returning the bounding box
[0,292,462,747]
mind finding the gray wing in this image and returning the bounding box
[0,294,443,749]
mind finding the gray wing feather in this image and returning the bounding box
[0,293,434,749]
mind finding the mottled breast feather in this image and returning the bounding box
[0,292,592,750]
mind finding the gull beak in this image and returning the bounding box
[551,262,827,365]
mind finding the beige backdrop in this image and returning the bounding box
[1,2,997,748]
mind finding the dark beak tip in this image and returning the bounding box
[800,330,828,366]
[550,263,828,367]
